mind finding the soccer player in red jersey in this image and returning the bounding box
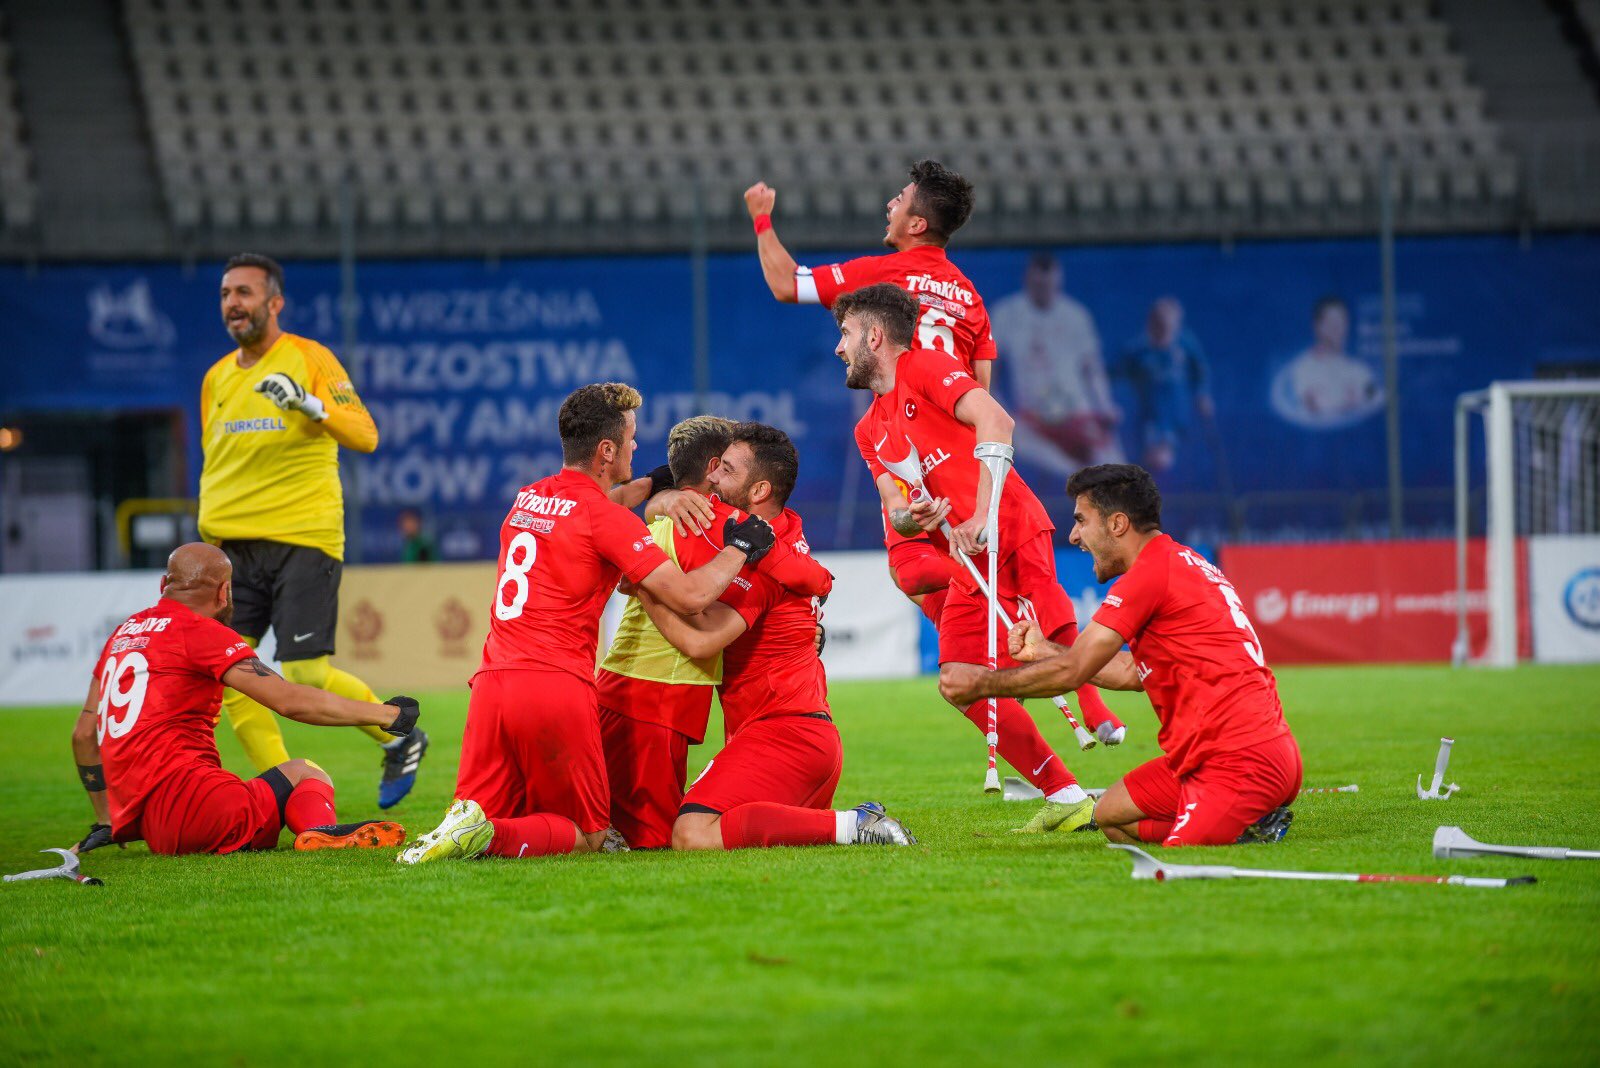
[398,384,780,864]
[629,423,916,850]
[836,284,1119,832]
[68,543,421,857]
[940,465,1303,847]
[748,160,1056,631]
[596,415,833,849]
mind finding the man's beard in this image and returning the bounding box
[227,306,268,345]
[217,595,234,627]
[717,479,752,511]
[844,342,876,391]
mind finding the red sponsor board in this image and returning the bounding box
[1219,539,1529,664]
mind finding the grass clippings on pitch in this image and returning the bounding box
[2,665,1598,1066]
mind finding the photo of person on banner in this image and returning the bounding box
[1271,295,1385,430]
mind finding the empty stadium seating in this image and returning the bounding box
[2,0,1523,246]
[0,11,37,234]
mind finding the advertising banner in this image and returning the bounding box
[1220,539,1523,664]
[0,570,162,706]
[1528,535,1600,663]
[4,234,1598,555]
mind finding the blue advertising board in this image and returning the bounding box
[2,233,1597,559]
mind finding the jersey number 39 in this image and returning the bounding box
[97,651,149,743]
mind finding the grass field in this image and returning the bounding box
[3,665,1598,1066]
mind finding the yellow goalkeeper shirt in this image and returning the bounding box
[599,515,722,687]
[198,332,378,560]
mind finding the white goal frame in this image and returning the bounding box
[1455,379,1600,667]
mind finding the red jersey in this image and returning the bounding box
[1092,534,1292,776]
[91,598,256,834]
[810,245,996,371]
[595,495,832,740]
[717,509,830,737]
[857,347,1053,558]
[480,468,671,684]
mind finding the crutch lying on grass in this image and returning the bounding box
[1109,843,1535,889]
[877,442,1098,761]
[1434,825,1600,861]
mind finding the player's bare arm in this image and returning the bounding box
[745,181,800,302]
[874,473,923,537]
[69,675,113,850]
[940,622,1127,705]
[636,514,775,613]
[949,388,1016,554]
[633,587,749,660]
[221,658,418,732]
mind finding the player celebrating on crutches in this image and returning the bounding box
[837,283,1103,833]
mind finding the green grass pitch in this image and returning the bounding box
[3,665,1598,1066]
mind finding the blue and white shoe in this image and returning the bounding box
[850,801,916,845]
[379,728,428,810]
[1236,806,1295,844]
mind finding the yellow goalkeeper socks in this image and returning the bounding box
[284,656,393,747]
[221,686,292,772]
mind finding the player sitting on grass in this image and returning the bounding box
[940,465,1301,846]
[69,543,421,857]
[596,415,834,849]
[629,423,916,850]
[397,384,779,865]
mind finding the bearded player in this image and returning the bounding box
[398,384,779,864]
[941,465,1301,847]
[838,284,1113,833]
[200,253,427,809]
[596,415,833,849]
[68,543,420,857]
[745,166,1123,742]
[629,423,916,850]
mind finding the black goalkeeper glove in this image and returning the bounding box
[723,515,775,565]
[76,823,114,854]
[384,695,420,736]
[644,463,676,498]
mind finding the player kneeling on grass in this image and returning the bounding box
[631,423,915,851]
[940,465,1301,847]
[69,543,421,857]
[398,384,785,865]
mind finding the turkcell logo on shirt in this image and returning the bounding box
[224,417,288,434]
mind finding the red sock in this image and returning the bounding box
[284,779,337,834]
[962,698,1076,795]
[485,814,578,858]
[1076,683,1121,731]
[918,587,949,624]
[1138,818,1175,843]
[718,802,837,849]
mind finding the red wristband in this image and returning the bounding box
[753,213,772,235]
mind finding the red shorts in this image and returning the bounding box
[598,705,690,849]
[118,764,284,855]
[937,530,1078,667]
[1122,733,1303,847]
[681,714,842,815]
[457,668,610,834]
[886,535,961,598]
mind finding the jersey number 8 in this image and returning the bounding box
[496,531,539,621]
[97,651,149,743]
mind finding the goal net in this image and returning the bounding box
[1455,380,1600,666]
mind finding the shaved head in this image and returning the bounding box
[162,543,235,624]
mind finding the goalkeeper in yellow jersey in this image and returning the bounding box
[199,252,428,809]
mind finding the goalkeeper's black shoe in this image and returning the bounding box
[294,821,407,851]
[1236,806,1295,844]
[379,728,429,810]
